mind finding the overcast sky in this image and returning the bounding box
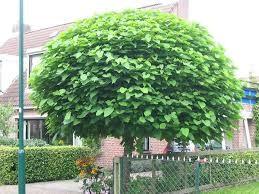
[0,0,258,77]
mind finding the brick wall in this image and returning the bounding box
[232,119,256,149]
[96,137,168,168]
[96,137,124,168]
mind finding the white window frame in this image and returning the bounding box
[143,137,150,151]
[26,51,43,90]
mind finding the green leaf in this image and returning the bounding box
[164,115,171,122]
[146,116,154,122]
[123,116,130,123]
[159,123,166,129]
[126,92,131,99]
[140,87,149,94]
[144,34,152,42]
[203,120,211,126]
[111,76,118,84]
[144,109,152,117]
[54,106,62,110]
[78,110,88,118]
[80,74,88,81]
[193,119,201,125]
[119,102,128,106]
[119,87,127,93]
[132,101,141,108]
[181,101,191,106]
[181,128,189,137]
[198,101,206,109]
[47,99,55,106]
[96,109,103,116]
[142,72,150,79]
[139,116,146,123]
[74,52,82,59]
[103,107,114,117]
[63,111,73,125]
[96,50,104,59]
[64,111,71,120]
[107,34,114,40]
[39,99,47,107]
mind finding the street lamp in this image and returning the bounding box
[18,0,26,194]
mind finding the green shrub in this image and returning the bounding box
[130,159,153,173]
[0,146,95,184]
[0,137,48,147]
[24,139,48,147]
[0,137,17,146]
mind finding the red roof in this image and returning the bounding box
[0,73,32,106]
[0,23,72,56]
[0,2,187,56]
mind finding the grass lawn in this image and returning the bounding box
[204,181,259,194]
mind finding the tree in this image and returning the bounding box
[30,10,243,152]
[0,104,15,136]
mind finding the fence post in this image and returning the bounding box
[113,157,121,194]
[195,161,200,194]
[151,159,156,193]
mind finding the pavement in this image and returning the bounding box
[0,180,82,194]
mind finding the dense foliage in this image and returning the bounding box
[0,146,94,184]
[30,10,242,152]
[253,103,259,146]
[0,104,15,136]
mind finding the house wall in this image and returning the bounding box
[232,119,256,149]
[0,55,19,92]
[96,137,168,168]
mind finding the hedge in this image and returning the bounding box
[0,146,95,184]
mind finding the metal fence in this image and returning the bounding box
[113,155,259,194]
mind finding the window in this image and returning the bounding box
[244,89,257,97]
[242,89,257,105]
[143,137,150,151]
[25,119,51,143]
[29,54,42,77]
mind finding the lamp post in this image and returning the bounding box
[18,0,26,193]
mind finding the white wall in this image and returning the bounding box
[0,54,29,93]
[0,54,19,92]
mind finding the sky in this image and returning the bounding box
[0,0,258,77]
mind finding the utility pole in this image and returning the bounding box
[18,0,26,193]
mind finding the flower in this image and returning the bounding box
[91,168,98,175]
[76,157,96,168]
[79,170,86,177]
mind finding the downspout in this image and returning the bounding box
[243,118,252,148]
[221,133,226,150]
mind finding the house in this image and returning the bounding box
[229,76,259,150]
[0,1,189,167]
[0,0,257,168]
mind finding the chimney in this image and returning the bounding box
[12,23,31,33]
[178,0,189,19]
